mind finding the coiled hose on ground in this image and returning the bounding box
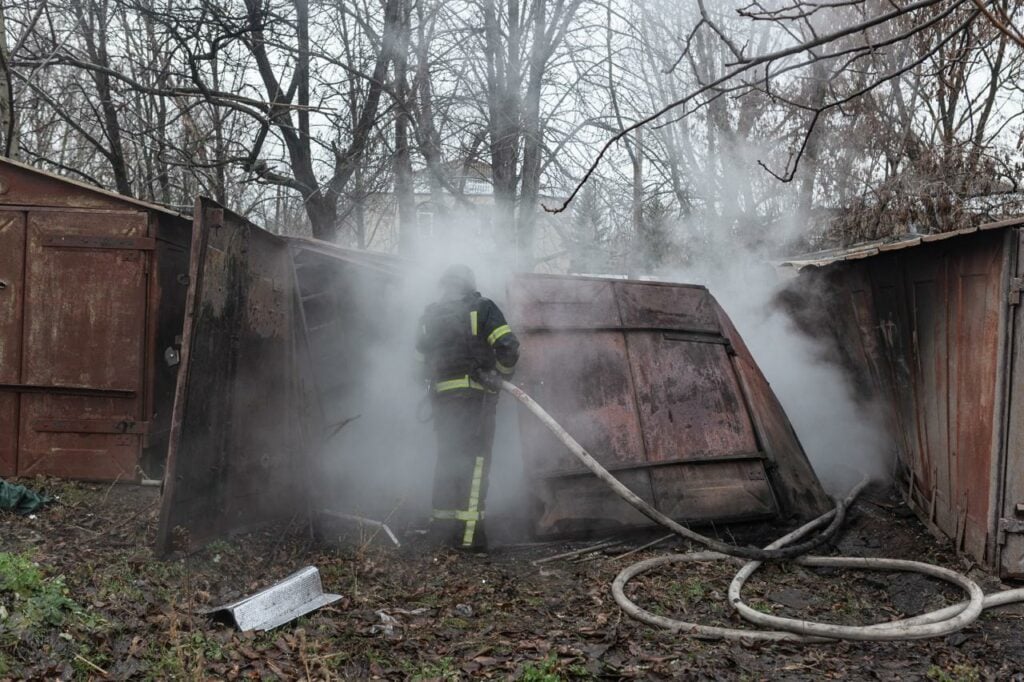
[500,379,1024,642]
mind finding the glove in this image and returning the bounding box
[476,369,503,391]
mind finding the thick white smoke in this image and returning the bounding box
[662,250,896,497]
[321,192,895,539]
[651,132,897,496]
[319,208,528,534]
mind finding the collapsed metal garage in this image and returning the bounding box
[0,159,836,554]
[155,198,830,553]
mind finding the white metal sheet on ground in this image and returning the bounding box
[207,566,341,631]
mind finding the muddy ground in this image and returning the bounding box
[1,480,1022,681]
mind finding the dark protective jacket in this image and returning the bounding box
[416,291,520,392]
[417,291,519,549]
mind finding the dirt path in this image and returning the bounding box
[1,480,1021,680]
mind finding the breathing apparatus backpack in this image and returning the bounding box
[422,293,492,382]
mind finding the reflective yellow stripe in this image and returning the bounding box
[487,325,512,346]
[435,376,486,393]
[433,509,485,522]
[470,310,478,336]
[496,361,514,375]
[462,456,485,547]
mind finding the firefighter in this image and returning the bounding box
[416,264,520,550]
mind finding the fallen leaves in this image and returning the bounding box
[2,480,1024,680]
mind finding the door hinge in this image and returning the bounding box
[1009,277,1024,306]
[997,516,1024,545]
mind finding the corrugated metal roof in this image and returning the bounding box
[0,157,188,218]
[779,217,1024,270]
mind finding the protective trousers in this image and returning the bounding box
[430,389,497,549]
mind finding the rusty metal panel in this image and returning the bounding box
[0,404,15,475]
[18,394,140,479]
[1000,228,1024,577]
[41,234,155,250]
[31,418,149,434]
[517,330,655,534]
[510,274,828,537]
[615,281,720,333]
[0,157,176,214]
[0,211,25,477]
[23,211,148,389]
[157,200,301,555]
[509,275,621,330]
[626,333,758,458]
[0,160,191,482]
[0,211,24,383]
[715,309,832,517]
[17,211,149,480]
[519,332,646,474]
[0,394,15,476]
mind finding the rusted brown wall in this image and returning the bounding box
[999,229,1024,577]
[142,214,194,479]
[0,161,133,211]
[0,210,25,478]
[157,200,301,554]
[508,274,830,537]
[783,229,1010,568]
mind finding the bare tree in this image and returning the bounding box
[557,0,1024,241]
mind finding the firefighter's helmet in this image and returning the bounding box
[439,264,476,293]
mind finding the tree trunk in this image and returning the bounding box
[798,60,828,215]
[394,0,417,255]
[632,128,643,237]
[0,4,17,158]
[482,0,520,258]
[414,0,447,215]
[517,0,547,270]
[77,0,132,195]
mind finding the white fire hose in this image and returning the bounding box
[501,379,1024,642]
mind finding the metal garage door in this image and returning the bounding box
[0,209,151,480]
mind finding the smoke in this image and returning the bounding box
[318,168,895,542]
[317,209,528,535]
[688,264,893,496]
[319,217,895,544]
[658,223,896,496]
[625,112,900,496]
